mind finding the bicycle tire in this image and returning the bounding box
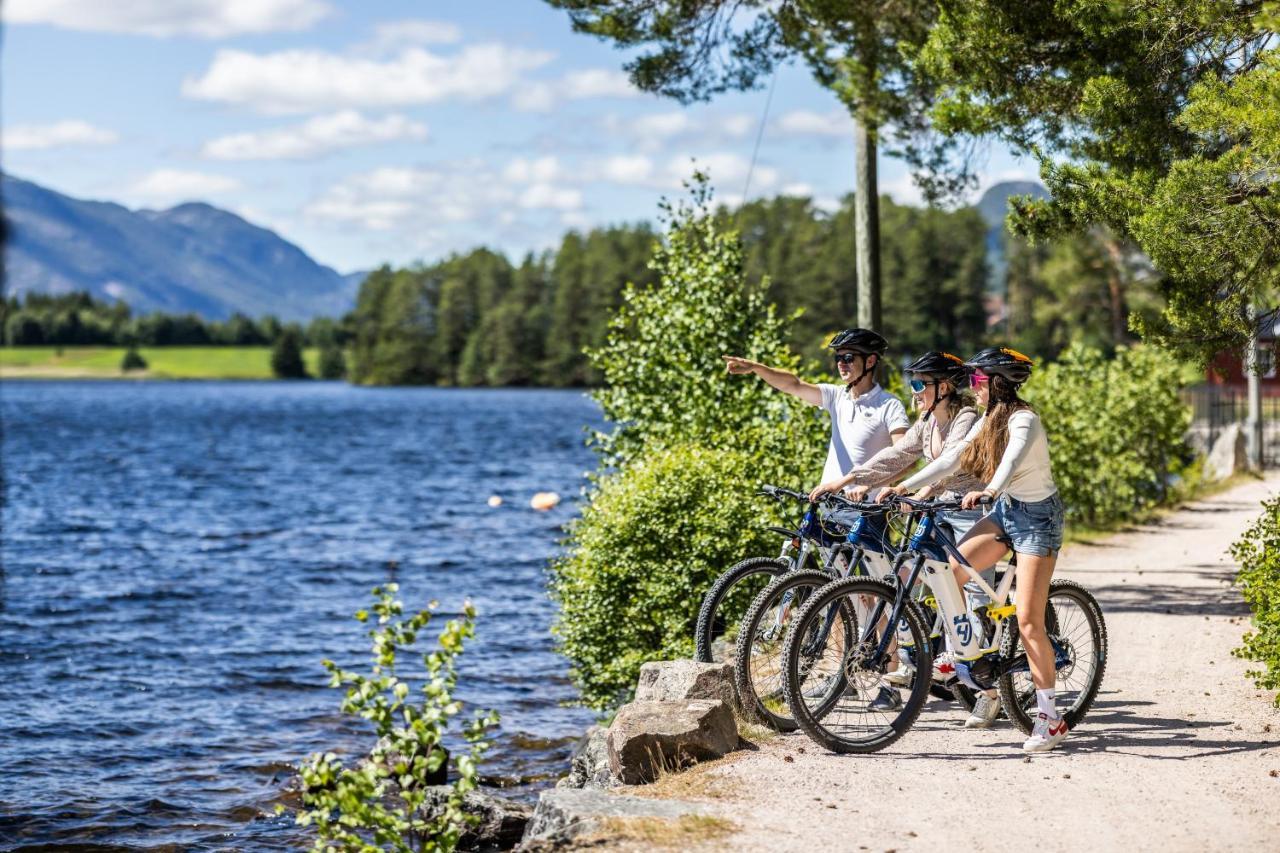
[997,579,1108,734]
[734,570,846,731]
[694,556,789,663]
[783,577,933,754]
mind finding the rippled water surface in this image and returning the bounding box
[0,381,602,850]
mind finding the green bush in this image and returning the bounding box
[318,344,347,380]
[120,345,148,372]
[552,440,818,710]
[552,174,825,710]
[272,326,310,379]
[293,585,498,852]
[1230,498,1280,705]
[1027,343,1193,526]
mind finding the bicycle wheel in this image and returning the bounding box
[783,578,932,754]
[734,570,845,731]
[694,557,788,662]
[998,579,1108,734]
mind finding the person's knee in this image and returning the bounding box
[1018,614,1045,639]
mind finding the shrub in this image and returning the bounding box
[553,175,826,710]
[121,346,148,372]
[1230,498,1280,705]
[293,585,498,852]
[551,440,819,710]
[319,345,347,380]
[1027,343,1192,526]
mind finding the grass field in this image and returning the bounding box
[0,347,327,380]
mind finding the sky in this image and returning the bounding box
[3,0,1038,274]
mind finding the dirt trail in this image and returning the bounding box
[662,474,1280,852]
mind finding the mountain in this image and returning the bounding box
[2,174,359,320]
[976,180,1050,295]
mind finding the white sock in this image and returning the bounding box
[1035,688,1059,719]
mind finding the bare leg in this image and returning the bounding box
[1013,552,1058,689]
[950,517,1009,599]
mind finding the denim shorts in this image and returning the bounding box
[988,492,1065,557]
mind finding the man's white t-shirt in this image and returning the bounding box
[816,383,910,483]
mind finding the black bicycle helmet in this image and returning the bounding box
[906,351,969,386]
[965,346,1034,385]
[826,328,888,355]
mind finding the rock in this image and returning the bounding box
[635,659,738,711]
[709,639,733,662]
[530,491,561,511]
[555,725,612,790]
[422,785,532,851]
[487,495,503,507]
[606,699,738,785]
[519,786,708,848]
[1206,423,1247,479]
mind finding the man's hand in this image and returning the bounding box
[846,484,871,502]
[877,484,908,503]
[808,480,846,502]
[722,355,759,375]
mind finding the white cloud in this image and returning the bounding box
[512,69,643,112]
[776,109,854,138]
[595,155,656,186]
[879,171,926,207]
[201,111,428,160]
[358,19,463,53]
[585,152,778,195]
[601,110,755,153]
[307,159,583,232]
[129,169,241,202]
[6,120,118,150]
[781,182,814,197]
[7,0,330,38]
[183,45,555,114]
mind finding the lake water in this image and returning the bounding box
[0,381,603,850]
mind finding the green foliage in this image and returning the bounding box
[271,326,310,379]
[919,0,1279,359]
[319,345,347,380]
[1026,343,1193,526]
[551,442,817,710]
[553,176,824,709]
[120,345,148,373]
[1230,497,1280,705]
[590,176,826,465]
[294,585,499,852]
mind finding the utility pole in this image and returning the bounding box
[854,117,881,330]
[1246,311,1264,470]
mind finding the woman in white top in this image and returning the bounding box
[881,347,1068,753]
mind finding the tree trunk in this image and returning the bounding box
[1101,235,1128,345]
[854,117,881,330]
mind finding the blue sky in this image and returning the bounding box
[3,1,1037,273]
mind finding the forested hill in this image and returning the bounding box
[350,195,997,387]
[2,174,356,321]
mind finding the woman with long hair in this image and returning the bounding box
[881,347,1068,752]
[808,351,987,714]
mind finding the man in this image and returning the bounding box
[724,328,909,710]
[723,328,909,482]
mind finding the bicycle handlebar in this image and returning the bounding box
[890,495,993,512]
[758,484,809,502]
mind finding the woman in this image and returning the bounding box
[881,347,1067,752]
[808,351,985,714]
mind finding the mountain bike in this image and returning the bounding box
[782,496,1107,753]
[732,496,898,731]
[694,485,853,663]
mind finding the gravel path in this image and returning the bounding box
[659,474,1280,852]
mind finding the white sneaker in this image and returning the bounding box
[1022,712,1069,752]
[884,665,915,687]
[932,652,956,685]
[964,692,1001,729]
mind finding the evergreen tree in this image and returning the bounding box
[271,326,309,379]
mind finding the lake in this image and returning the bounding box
[0,381,603,850]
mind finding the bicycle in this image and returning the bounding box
[732,494,898,731]
[694,485,857,664]
[782,496,1107,753]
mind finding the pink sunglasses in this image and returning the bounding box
[970,371,989,386]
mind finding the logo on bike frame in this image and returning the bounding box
[953,614,972,646]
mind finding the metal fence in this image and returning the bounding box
[1181,385,1280,467]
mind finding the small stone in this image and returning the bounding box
[797,747,806,754]
[827,803,837,809]
[907,831,918,837]
[1063,773,1071,779]
[967,765,977,771]
[1264,724,1272,733]
[1271,770,1278,778]
[530,491,561,511]
[1023,756,1032,764]
[784,754,795,763]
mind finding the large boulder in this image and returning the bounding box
[635,660,738,711]
[606,699,738,785]
[422,786,532,851]
[1206,423,1248,480]
[519,786,709,848]
[555,725,612,790]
